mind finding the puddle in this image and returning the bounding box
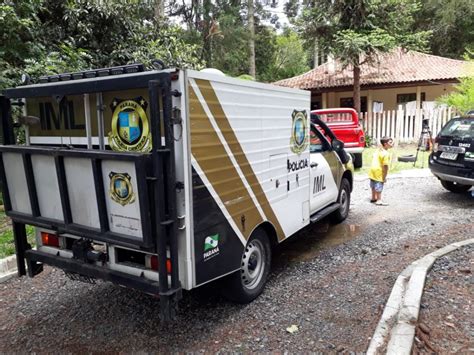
[275,223,362,264]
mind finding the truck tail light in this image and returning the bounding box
[145,255,172,274]
[41,232,60,248]
[359,135,365,143]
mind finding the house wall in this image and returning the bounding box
[314,83,457,112]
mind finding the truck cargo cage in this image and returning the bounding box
[0,70,182,321]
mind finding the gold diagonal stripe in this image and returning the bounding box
[195,79,286,241]
[189,84,262,239]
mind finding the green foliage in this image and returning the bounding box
[0,2,43,66]
[0,223,35,259]
[255,25,278,81]
[113,25,204,69]
[0,2,43,88]
[209,8,249,76]
[24,43,92,78]
[414,0,474,59]
[0,1,204,88]
[364,132,374,147]
[238,74,256,81]
[438,74,474,115]
[260,29,309,82]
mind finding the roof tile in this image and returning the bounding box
[275,48,470,89]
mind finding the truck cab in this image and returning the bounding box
[311,108,365,168]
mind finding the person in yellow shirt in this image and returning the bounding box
[368,136,393,206]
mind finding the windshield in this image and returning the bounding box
[438,118,474,139]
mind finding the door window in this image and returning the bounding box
[310,124,330,153]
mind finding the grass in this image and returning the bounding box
[357,143,431,175]
[0,211,36,259]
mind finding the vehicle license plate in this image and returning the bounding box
[440,152,458,160]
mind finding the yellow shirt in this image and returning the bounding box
[368,149,391,182]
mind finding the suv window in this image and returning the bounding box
[438,117,474,139]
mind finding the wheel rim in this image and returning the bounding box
[241,239,266,290]
[339,188,349,216]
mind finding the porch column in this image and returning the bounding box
[415,86,422,140]
[322,92,328,109]
[416,86,421,109]
[367,90,373,116]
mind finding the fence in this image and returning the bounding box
[360,106,457,144]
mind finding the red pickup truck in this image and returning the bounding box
[311,108,365,168]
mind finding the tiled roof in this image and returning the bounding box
[275,48,470,90]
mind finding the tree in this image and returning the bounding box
[438,60,474,115]
[0,1,44,88]
[414,0,474,59]
[0,0,204,88]
[259,28,309,82]
[292,0,431,112]
[248,0,256,78]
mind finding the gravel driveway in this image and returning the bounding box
[0,174,472,352]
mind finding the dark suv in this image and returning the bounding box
[429,115,474,193]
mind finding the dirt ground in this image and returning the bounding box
[0,174,472,352]
[414,245,473,354]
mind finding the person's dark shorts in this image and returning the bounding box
[370,179,384,192]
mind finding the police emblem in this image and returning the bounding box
[290,110,309,154]
[109,172,136,206]
[109,97,151,152]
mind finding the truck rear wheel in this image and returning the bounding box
[221,229,271,304]
[331,178,351,223]
[440,179,472,193]
[353,153,363,169]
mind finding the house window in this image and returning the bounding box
[397,93,426,107]
[311,101,321,110]
[340,96,367,112]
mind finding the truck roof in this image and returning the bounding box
[3,67,177,99]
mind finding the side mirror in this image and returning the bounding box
[332,139,344,152]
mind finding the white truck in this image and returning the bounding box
[0,64,353,320]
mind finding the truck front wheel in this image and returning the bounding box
[331,178,351,223]
[221,229,271,304]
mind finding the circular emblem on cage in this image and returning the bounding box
[109,172,136,206]
[109,97,151,152]
[290,110,309,154]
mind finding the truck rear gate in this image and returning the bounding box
[0,72,182,321]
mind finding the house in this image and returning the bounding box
[275,48,470,115]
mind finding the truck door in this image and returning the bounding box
[309,124,339,213]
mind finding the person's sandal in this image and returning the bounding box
[375,201,389,206]
[370,199,377,203]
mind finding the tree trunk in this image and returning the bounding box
[353,65,361,114]
[313,38,319,68]
[202,0,212,66]
[248,0,256,78]
[193,0,200,30]
[154,0,165,23]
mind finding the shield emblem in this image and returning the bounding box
[118,111,141,144]
[294,118,305,146]
[114,178,129,199]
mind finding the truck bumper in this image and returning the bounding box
[429,157,474,185]
[25,249,161,295]
[344,147,364,154]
